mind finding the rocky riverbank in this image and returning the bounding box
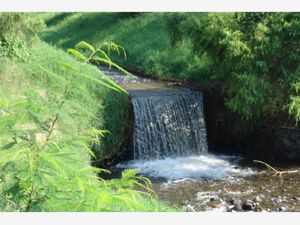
[152,169,300,212]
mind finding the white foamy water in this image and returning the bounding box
[116,153,255,180]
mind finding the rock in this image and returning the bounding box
[253,202,260,207]
[242,200,255,211]
[228,199,242,211]
[210,203,220,208]
[272,196,282,203]
[229,199,241,205]
[290,133,298,141]
[227,207,236,212]
[271,129,300,160]
[278,206,288,212]
[232,204,242,211]
[253,196,262,203]
[282,138,290,147]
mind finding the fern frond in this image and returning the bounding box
[93,57,133,77]
[58,61,78,71]
[67,49,87,62]
[73,71,123,93]
[75,41,95,53]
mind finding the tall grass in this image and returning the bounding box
[40,12,212,84]
[0,33,175,211]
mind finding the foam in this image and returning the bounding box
[116,153,255,180]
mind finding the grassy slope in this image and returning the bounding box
[41,12,212,84]
[0,36,174,211]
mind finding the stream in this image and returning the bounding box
[100,66,300,212]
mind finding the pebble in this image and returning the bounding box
[278,206,288,212]
[253,196,262,203]
[231,204,242,211]
[210,203,220,208]
[229,199,241,205]
[228,199,242,211]
[253,202,260,207]
[271,197,282,203]
[242,200,255,211]
[292,196,300,201]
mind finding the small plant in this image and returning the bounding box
[0,40,171,212]
[0,13,45,59]
[167,13,300,123]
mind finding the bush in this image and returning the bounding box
[0,13,45,58]
[0,40,174,211]
[167,13,300,122]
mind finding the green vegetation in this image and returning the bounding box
[41,13,208,82]
[0,13,174,212]
[168,13,300,122]
[41,12,300,125]
[1,11,299,212]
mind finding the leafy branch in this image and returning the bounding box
[0,40,162,212]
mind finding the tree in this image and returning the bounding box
[167,13,300,123]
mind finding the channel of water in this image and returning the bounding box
[99,66,300,212]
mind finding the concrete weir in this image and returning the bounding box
[99,66,208,160]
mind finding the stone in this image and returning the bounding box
[242,200,255,211]
[228,199,242,211]
[231,204,242,211]
[210,203,220,208]
[282,138,290,147]
[253,196,262,203]
[227,203,243,212]
[210,197,216,202]
[229,199,241,205]
[290,133,298,141]
[278,206,288,212]
[253,202,260,207]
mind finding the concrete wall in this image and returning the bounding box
[203,88,300,161]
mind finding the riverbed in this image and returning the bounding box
[100,65,300,212]
[115,154,300,212]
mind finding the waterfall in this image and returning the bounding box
[130,90,208,160]
[103,66,255,182]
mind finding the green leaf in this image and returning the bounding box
[75,41,95,53]
[74,71,126,93]
[67,48,87,62]
[58,61,78,71]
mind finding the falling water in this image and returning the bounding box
[130,90,208,160]
[99,67,297,212]
[102,66,255,182]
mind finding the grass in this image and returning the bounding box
[0,34,175,211]
[40,12,212,84]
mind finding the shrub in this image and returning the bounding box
[167,13,300,122]
[0,13,45,58]
[0,41,173,211]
